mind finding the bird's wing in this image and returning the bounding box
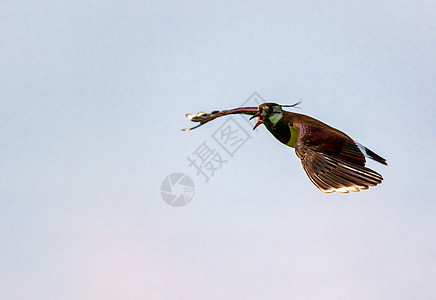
[293,124,383,193]
[182,107,258,131]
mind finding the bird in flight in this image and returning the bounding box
[183,101,387,193]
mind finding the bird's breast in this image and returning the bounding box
[264,120,298,148]
[286,125,299,148]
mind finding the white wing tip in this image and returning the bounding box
[320,185,369,193]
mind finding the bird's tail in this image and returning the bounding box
[355,141,387,165]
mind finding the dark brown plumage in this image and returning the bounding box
[183,102,387,193]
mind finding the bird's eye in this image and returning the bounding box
[268,107,273,114]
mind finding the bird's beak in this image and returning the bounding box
[249,112,263,130]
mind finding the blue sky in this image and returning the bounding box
[1,1,435,299]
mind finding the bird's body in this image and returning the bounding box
[183,102,387,193]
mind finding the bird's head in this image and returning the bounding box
[249,103,284,130]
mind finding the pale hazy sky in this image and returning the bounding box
[1,1,435,299]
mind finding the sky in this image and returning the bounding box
[0,1,435,299]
